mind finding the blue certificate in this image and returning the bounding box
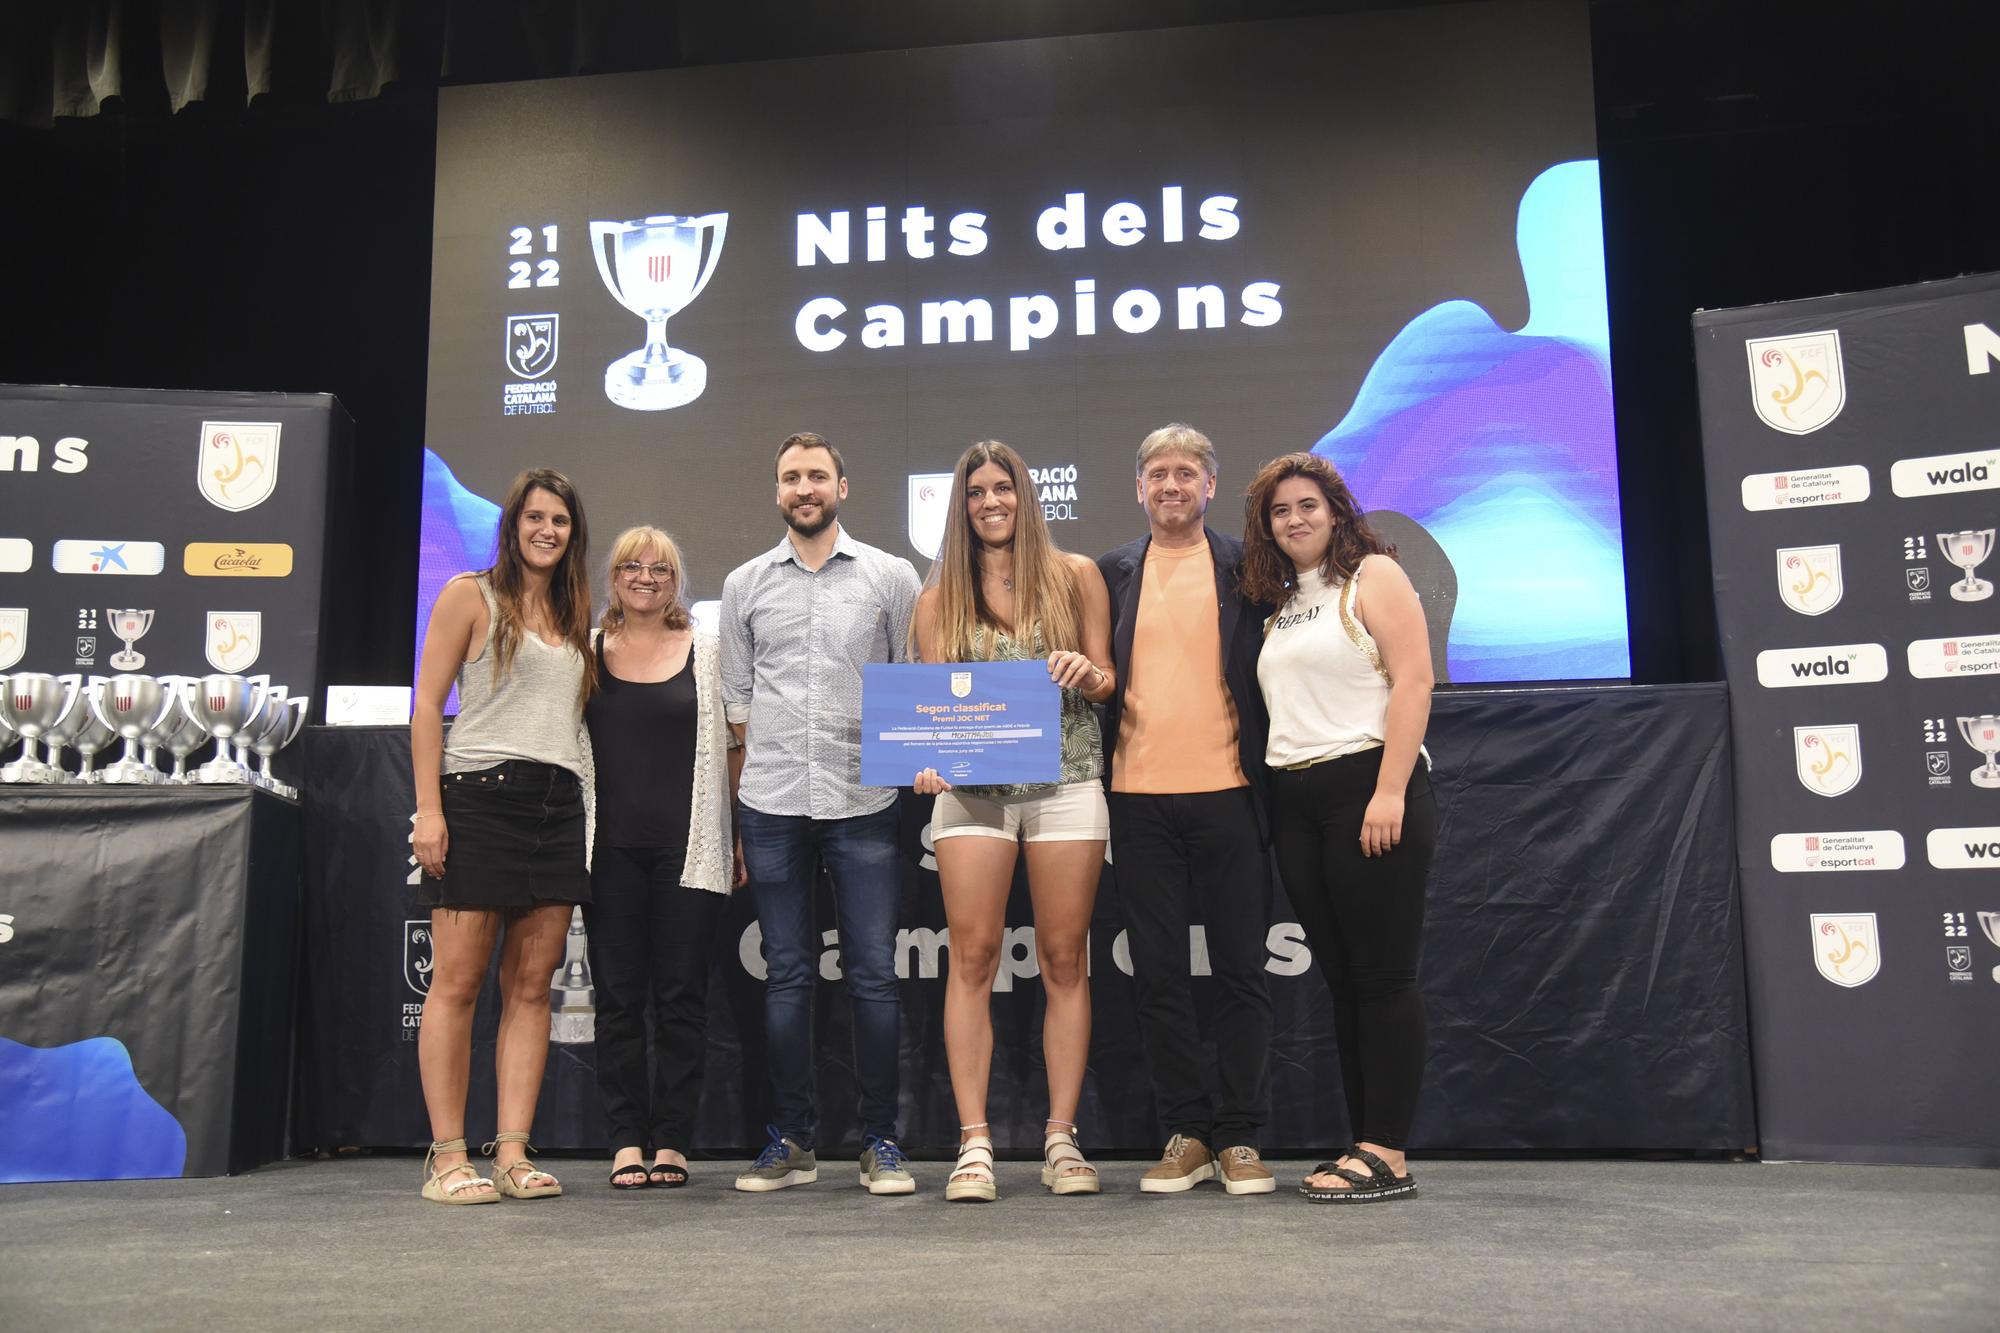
[861,660,1061,787]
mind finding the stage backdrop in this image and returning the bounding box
[296,685,1752,1158]
[1693,271,2000,1166]
[419,0,1629,688]
[0,385,349,707]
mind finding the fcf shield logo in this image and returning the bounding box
[0,608,25,670]
[907,473,954,560]
[951,671,973,698]
[205,611,262,673]
[1811,913,1879,987]
[405,920,434,996]
[505,313,559,380]
[1948,945,1972,972]
[1795,724,1861,797]
[1747,331,1845,434]
[1777,545,1843,615]
[198,421,282,512]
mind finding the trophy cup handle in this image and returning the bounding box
[147,677,184,734]
[590,221,628,310]
[52,673,84,732]
[686,213,729,304]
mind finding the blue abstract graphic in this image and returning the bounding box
[415,449,503,706]
[1314,160,1629,681]
[0,1035,187,1182]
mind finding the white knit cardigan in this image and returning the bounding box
[591,628,737,894]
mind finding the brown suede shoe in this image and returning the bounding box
[1217,1145,1277,1195]
[1139,1134,1216,1193]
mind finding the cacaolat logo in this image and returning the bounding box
[182,543,294,577]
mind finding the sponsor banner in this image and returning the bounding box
[1770,830,1906,873]
[1755,643,1887,689]
[182,543,294,578]
[1696,272,2000,1163]
[1925,827,2000,870]
[1907,634,2000,679]
[1739,465,1870,512]
[1,385,336,702]
[1889,448,1999,498]
[50,539,165,575]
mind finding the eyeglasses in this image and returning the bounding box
[617,562,675,579]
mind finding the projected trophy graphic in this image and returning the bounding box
[591,213,728,410]
[1960,714,2000,789]
[108,607,153,670]
[1937,529,1993,602]
[549,905,595,1044]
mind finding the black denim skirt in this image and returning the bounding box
[418,760,591,909]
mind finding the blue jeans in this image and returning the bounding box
[738,802,902,1146]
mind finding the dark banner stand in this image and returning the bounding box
[1693,272,2000,1165]
[0,787,302,1181]
[298,684,1754,1158]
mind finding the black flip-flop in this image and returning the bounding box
[609,1162,652,1191]
[648,1162,690,1188]
[1300,1147,1416,1204]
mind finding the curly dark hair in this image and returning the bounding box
[1239,452,1395,605]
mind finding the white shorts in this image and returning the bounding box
[932,780,1110,843]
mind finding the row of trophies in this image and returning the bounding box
[0,671,308,797]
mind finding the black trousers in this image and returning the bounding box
[583,843,725,1150]
[1269,748,1435,1151]
[1107,787,1273,1151]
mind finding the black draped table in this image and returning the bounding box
[0,785,302,1181]
[294,684,1755,1159]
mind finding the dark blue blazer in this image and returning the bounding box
[1095,526,1273,841]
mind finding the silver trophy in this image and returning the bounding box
[231,685,286,778]
[1980,911,2000,950]
[548,904,596,1044]
[0,681,16,765]
[0,672,82,783]
[249,693,309,797]
[178,672,270,783]
[68,679,118,782]
[1937,529,1994,602]
[590,213,728,411]
[107,607,154,671]
[1959,714,2000,789]
[91,674,180,784]
[155,702,206,783]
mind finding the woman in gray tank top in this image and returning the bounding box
[410,467,597,1205]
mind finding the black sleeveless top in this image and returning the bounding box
[584,635,697,850]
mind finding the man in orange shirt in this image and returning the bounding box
[1097,423,1277,1195]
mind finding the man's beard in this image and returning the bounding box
[784,496,837,537]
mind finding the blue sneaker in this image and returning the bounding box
[859,1134,916,1195]
[735,1124,818,1193]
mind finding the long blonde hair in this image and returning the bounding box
[600,525,693,634]
[926,441,1083,662]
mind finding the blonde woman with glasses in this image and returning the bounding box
[583,527,743,1191]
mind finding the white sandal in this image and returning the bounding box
[945,1123,997,1203]
[420,1137,498,1205]
[1041,1120,1100,1195]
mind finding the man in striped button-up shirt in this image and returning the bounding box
[721,432,922,1195]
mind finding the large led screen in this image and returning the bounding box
[422,0,1628,683]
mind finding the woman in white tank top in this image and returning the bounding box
[1241,452,1437,1204]
[410,467,598,1205]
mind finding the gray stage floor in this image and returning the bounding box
[4,1157,1997,1331]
